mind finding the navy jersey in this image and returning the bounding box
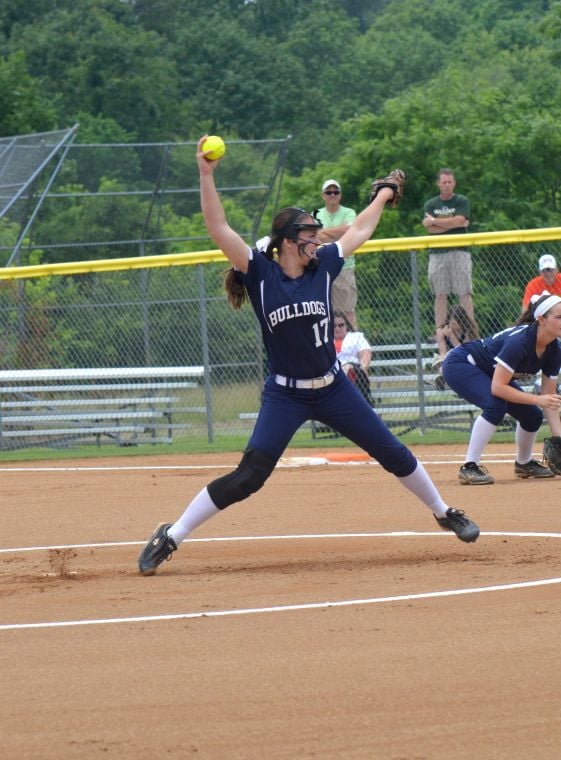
[465,323,561,378]
[240,242,344,378]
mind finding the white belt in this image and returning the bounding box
[274,365,339,390]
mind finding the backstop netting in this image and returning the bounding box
[0,133,290,268]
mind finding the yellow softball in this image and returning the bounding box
[202,135,226,161]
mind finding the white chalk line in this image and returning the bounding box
[0,464,231,472]
[2,575,561,632]
[1,531,561,632]
[0,453,525,473]
[2,530,561,555]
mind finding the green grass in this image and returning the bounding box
[0,429,313,461]
[0,422,540,463]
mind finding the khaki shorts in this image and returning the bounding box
[332,268,357,312]
[428,250,472,296]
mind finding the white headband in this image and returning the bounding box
[534,294,561,319]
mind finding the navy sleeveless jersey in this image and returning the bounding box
[240,242,345,378]
[465,322,561,378]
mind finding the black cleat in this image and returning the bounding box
[459,461,494,485]
[435,508,480,543]
[514,460,555,479]
[138,523,177,576]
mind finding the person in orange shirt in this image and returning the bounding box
[521,254,561,312]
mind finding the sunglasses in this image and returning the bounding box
[334,322,346,327]
[324,190,340,196]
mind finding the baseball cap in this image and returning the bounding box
[539,254,557,271]
[322,179,341,192]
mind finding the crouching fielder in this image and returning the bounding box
[443,292,561,485]
[138,138,479,576]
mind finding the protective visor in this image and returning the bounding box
[276,207,323,239]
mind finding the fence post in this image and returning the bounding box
[138,254,152,366]
[197,264,214,443]
[410,250,427,434]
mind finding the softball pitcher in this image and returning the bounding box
[138,137,479,575]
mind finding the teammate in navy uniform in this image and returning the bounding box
[138,136,480,575]
[443,292,561,485]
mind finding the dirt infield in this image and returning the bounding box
[2,443,561,758]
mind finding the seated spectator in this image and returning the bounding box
[433,305,479,389]
[334,314,372,402]
[521,254,561,313]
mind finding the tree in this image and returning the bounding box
[6,1,182,140]
[0,51,56,135]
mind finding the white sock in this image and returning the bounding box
[168,487,220,546]
[465,416,497,464]
[397,461,448,518]
[515,423,537,465]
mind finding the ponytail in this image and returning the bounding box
[516,292,561,325]
[223,268,248,310]
[223,239,281,309]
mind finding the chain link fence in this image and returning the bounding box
[1,232,560,451]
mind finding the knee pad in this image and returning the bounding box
[207,448,276,510]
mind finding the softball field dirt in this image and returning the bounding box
[1,443,561,759]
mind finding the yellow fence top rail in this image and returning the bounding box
[2,226,561,280]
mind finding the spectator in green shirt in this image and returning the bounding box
[422,168,473,334]
[315,179,358,329]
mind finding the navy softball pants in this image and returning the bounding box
[442,345,543,431]
[248,372,417,477]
